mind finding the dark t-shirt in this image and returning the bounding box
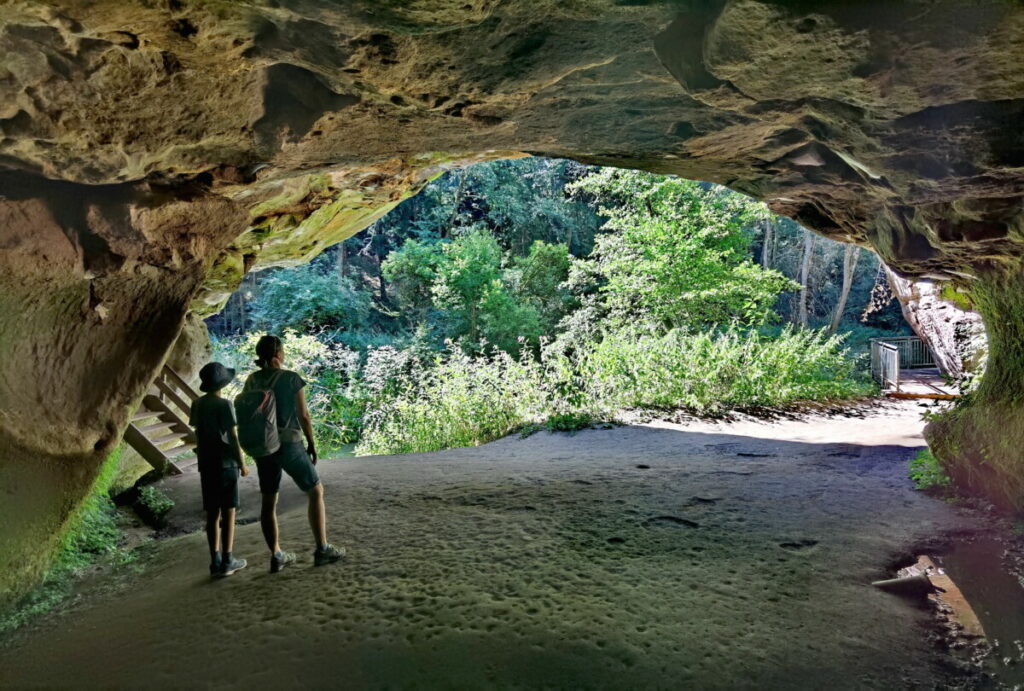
[189,394,237,469]
[244,369,306,442]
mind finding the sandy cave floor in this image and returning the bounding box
[0,400,984,689]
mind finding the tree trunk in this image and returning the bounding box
[376,255,388,305]
[828,244,859,333]
[336,242,346,278]
[442,170,467,239]
[761,219,774,269]
[797,230,816,327]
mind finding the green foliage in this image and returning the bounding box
[137,487,174,521]
[381,238,444,320]
[249,256,372,333]
[356,327,873,455]
[383,228,545,354]
[568,169,797,331]
[1,445,131,635]
[208,159,896,462]
[574,326,875,414]
[909,448,951,490]
[356,347,550,456]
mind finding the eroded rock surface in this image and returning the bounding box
[0,0,1022,599]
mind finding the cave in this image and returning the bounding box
[1,0,1023,669]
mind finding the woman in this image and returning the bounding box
[246,334,345,572]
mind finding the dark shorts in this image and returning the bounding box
[199,464,240,512]
[256,441,320,494]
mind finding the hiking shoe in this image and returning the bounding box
[209,556,222,577]
[313,544,346,567]
[270,551,297,574]
[218,556,247,578]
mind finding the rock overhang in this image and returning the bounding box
[1,0,1024,600]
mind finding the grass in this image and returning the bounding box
[909,448,951,491]
[356,327,875,456]
[0,445,135,635]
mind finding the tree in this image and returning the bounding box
[248,255,373,334]
[829,243,860,333]
[797,229,816,328]
[568,169,797,332]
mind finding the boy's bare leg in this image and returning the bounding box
[221,508,236,555]
[307,483,327,547]
[205,509,221,563]
[260,493,281,554]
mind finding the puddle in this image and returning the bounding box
[937,537,1024,685]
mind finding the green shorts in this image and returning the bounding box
[256,441,320,494]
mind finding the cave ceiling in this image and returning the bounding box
[0,0,1022,309]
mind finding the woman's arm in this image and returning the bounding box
[296,388,317,464]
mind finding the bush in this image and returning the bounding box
[356,326,871,455]
[575,326,875,414]
[909,448,950,490]
[136,487,174,528]
[356,347,549,455]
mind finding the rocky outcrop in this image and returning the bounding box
[0,0,1022,600]
[886,271,986,382]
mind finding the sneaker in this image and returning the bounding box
[218,556,247,577]
[313,544,346,567]
[270,551,297,574]
[209,559,221,577]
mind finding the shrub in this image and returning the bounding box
[356,326,870,455]
[136,487,174,528]
[574,326,874,414]
[356,346,549,455]
[909,448,951,490]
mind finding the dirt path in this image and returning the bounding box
[0,401,978,689]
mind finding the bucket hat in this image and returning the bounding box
[198,362,236,392]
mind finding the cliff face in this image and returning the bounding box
[0,0,1022,600]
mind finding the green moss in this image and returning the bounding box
[0,445,133,634]
[940,283,974,311]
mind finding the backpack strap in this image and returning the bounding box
[244,368,286,392]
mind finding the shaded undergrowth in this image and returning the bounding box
[0,446,138,636]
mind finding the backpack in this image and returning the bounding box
[234,370,284,458]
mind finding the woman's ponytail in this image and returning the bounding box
[255,334,283,369]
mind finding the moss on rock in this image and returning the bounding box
[926,269,1024,510]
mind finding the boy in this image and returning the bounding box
[190,362,249,578]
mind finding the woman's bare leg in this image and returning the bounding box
[260,493,281,554]
[307,483,327,548]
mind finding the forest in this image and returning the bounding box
[207,158,908,456]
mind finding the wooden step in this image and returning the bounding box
[164,442,196,459]
[150,430,189,446]
[138,421,176,434]
[173,455,198,471]
[131,409,161,422]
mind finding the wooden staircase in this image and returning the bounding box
[124,365,200,475]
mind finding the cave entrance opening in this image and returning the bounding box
[200,157,913,461]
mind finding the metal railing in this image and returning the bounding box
[870,336,936,390]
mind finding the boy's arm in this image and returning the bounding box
[228,426,249,476]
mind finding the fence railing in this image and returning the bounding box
[870,336,935,390]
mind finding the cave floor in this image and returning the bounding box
[0,400,982,689]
